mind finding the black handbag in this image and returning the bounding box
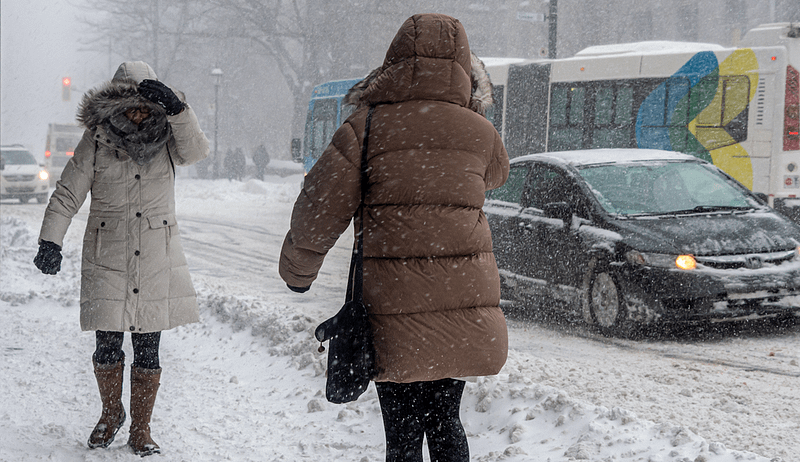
[314,106,377,404]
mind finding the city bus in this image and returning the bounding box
[44,123,84,187]
[291,59,525,173]
[491,22,799,221]
[292,78,362,173]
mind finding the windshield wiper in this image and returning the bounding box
[613,205,754,218]
[668,205,754,215]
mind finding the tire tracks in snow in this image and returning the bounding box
[183,214,800,379]
[507,313,800,378]
[178,215,353,292]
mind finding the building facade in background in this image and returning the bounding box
[312,0,800,83]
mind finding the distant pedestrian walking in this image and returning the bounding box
[224,147,246,181]
[252,144,270,180]
[223,149,234,180]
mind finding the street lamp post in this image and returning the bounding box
[211,68,223,178]
[548,0,558,59]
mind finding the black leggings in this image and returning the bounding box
[93,330,161,369]
[375,378,468,462]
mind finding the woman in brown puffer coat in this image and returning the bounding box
[279,14,509,462]
[33,61,209,457]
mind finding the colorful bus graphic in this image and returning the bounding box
[493,23,799,221]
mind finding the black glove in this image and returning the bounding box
[287,284,310,293]
[138,79,185,116]
[34,240,62,275]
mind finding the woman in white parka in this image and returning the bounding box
[33,61,209,457]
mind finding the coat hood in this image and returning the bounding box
[345,51,494,117]
[354,14,474,108]
[77,62,165,131]
[112,61,158,84]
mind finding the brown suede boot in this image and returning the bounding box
[127,366,162,457]
[87,359,126,449]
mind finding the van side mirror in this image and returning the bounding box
[543,202,573,227]
[291,138,302,163]
[754,192,769,205]
[0,158,4,170]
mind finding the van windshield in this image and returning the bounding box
[1,150,37,165]
[578,161,755,216]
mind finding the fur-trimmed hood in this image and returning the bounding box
[77,61,166,130]
[345,52,494,117]
[77,78,166,131]
[76,62,173,165]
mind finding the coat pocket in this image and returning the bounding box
[85,216,125,271]
[147,214,177,253]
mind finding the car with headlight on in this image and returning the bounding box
[1,144,50,204]
[484,149,800,336]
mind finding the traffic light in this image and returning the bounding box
[61,77,71,101]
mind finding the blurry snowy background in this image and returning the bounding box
[3,0,799,164]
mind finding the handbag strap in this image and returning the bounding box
[346,105,375,303]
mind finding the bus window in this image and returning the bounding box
[594,87,613,126]
[549,85,585,151]
[695,75,750,150]
[550,86,568,126]
[640,77,690,127]
[487,84,504,134]
[689,75,718,116]
[639,77,693,149]
[341,103,355,122]
[615,86,634,126]
[569,87,586,125]
[299,78,364,172]
[721,76,750,141]
[308,98,338,161]
[592,85,633,148]
[668,78,690,122]
[640,83,666,127]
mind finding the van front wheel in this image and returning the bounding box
[589,271,636,337]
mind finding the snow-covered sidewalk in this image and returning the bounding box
[0,177,783,461]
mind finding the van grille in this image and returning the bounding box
[2,174,36,182]
[696,249,796,269]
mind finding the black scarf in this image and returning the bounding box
[105,110,170,165]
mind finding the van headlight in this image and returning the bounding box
[626,250,696,270]
[38,170,49,181]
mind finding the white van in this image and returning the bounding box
[0,144,50,203]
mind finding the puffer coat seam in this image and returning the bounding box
[372,304,500,316]
[365,203,483,210]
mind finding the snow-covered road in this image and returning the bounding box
[2,175,797,461]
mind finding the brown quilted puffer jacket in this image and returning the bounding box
[279,13,510,383]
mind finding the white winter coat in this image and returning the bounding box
[38,61,209,333]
